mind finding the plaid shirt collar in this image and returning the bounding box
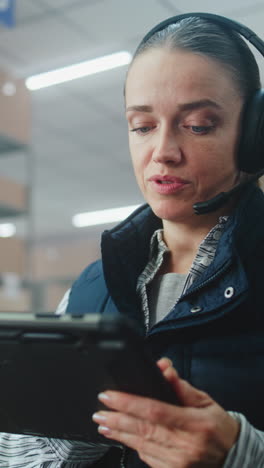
[137,217,228,330]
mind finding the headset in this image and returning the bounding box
[136,12,264,214]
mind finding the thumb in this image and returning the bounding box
[158,359,212,408]
[173,376,212,408]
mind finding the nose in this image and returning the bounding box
[152,128,183,165]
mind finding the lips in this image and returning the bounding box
[148,175,189,195]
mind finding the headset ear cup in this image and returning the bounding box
[238,89,264,173]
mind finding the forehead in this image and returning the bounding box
[125,48,239,107]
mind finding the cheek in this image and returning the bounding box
[188,139,238,191]
[129,151,145,189]
[197,137,237,173]
[194,156,238,200]
[129,143,148,181]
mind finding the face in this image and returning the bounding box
[125,48,243,224]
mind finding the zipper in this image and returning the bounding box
[120,447,126,467]
[179,258,232,303]
[146,258,234,337]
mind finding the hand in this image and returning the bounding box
[92,358,240,467]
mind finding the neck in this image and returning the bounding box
[161,211,227,274]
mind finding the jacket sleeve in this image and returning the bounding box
[0,433,112,467]
[55,288,71,314]
[224,412,264,467]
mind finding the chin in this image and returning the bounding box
[148,199,193,222]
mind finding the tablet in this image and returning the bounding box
[0,312,179,443]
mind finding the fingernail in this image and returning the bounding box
[163,357,173,365]
[92,412,107,423]
[98,392,111,402]
[98,425,111,435]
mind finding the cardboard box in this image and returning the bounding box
[0,287,31,312]
[0,177,27,216]
[0,70,31,148]
[0,238,26,274]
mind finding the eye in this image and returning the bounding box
[192,125,211,133]
[185,125,214,135]
[130,126,154,135]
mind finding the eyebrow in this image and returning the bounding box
[126,105,153,113]
[126,99,222,113]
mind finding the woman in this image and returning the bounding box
[0,13,263,468]
[85,14,264,467]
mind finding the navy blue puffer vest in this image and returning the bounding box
[67,185,264,466]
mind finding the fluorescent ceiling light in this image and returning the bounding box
[72,204,141,228]
[0,223,16,238]
[26,51,132,90]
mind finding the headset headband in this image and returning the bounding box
[139,12,264,58]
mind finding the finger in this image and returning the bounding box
[97,426,172,466]
[163,366,179,385]
[93,409,197,451]
[97,424,184,468]
[156,357,174,372]
[98,383,213,428]
[156,359,183,404]
[137,451,170,468]
[98,391,186,427]
[93,410,176,445]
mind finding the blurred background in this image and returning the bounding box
[0,0,263,313]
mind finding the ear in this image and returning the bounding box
[238,89,264,173]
